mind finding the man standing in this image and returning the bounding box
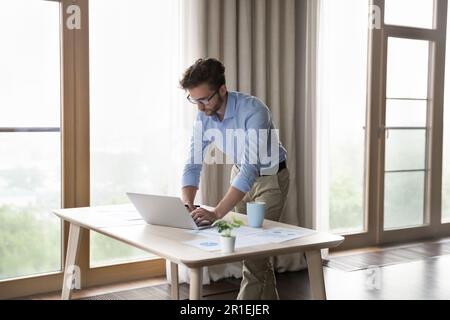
[180,58,290,300]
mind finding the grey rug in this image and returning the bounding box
[324,241,450,272]
[80,279,240,300]
[79,271,313,300]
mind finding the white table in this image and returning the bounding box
[53,205,344,300]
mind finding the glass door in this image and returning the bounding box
[313,0,450,251]
[375,0,450,243]
[382,37,430,231]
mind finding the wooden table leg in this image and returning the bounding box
[61,223,82,300]
[189,267,203,300]
[305,250,327,300]
[170,262,179,300]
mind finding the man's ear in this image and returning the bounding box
[219,85,227,96]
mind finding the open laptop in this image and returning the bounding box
[126,192,213,230]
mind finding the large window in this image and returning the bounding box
[317,0,369,233]
[0,0,61,280]
[89,0,189,266]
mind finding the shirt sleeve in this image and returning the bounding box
[231,108,271,193]
[181,115,211,189]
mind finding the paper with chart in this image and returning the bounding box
[251,227,317,243]
[188,226,264,237]
[68,205,146,228]
[184,233,270,252]
[184,226,317,251]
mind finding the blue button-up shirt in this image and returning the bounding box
[182,91,287,193]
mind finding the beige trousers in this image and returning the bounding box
[230,165,290,300]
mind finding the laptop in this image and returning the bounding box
[126,192,213,230]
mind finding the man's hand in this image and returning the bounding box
[191,207,219,225]
[185,203,197,213]
[181,186,198,212]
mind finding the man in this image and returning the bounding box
[180,58,290,300]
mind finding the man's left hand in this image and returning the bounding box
[191,207,219,225]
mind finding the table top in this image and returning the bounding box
[54,204,344,268]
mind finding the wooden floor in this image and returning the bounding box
[324,239,450,272]
[79,256,450,300]
[27,239,450,300]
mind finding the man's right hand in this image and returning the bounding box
[181,186,198,212]
[185,203,196,212]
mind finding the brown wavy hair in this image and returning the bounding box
[180,58,226,90]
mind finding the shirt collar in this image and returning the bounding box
[212,92,236,122]
[212,91,236,122]
[224,92,237,120]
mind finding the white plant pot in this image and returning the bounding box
[220,236,236,254]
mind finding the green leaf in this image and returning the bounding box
[212,215,243,237]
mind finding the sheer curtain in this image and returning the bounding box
[316,0,370,236]
[168,0,319,284]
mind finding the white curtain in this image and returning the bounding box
[167,0,321,284]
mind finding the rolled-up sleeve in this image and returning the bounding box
[231,109,271,193]
[181,115,211,189]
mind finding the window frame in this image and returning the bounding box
[336,0,450,251]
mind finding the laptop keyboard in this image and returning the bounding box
[196,220,212,227]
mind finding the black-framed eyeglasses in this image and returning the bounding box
[187,90,219,105]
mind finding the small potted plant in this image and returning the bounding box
[213,215,244,253]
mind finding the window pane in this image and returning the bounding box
[386,99,427,127]
[384,172,425,229]
[385,0,434,29]
[318,0,369,233]
[0,133,61,280]
[90,232,149,266]
[0,0,60,127]
[385,130,426,171]
[386,38,430,100]
[89,0,184,266]
[0,0,61,281]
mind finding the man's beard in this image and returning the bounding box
[205,96,223,117]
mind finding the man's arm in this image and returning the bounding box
[191,186,245,223]
[181,186,198,212]
[192,106,273,224]
[181,115,210,211]
[192,109,271,224]
[214,186,245,218]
